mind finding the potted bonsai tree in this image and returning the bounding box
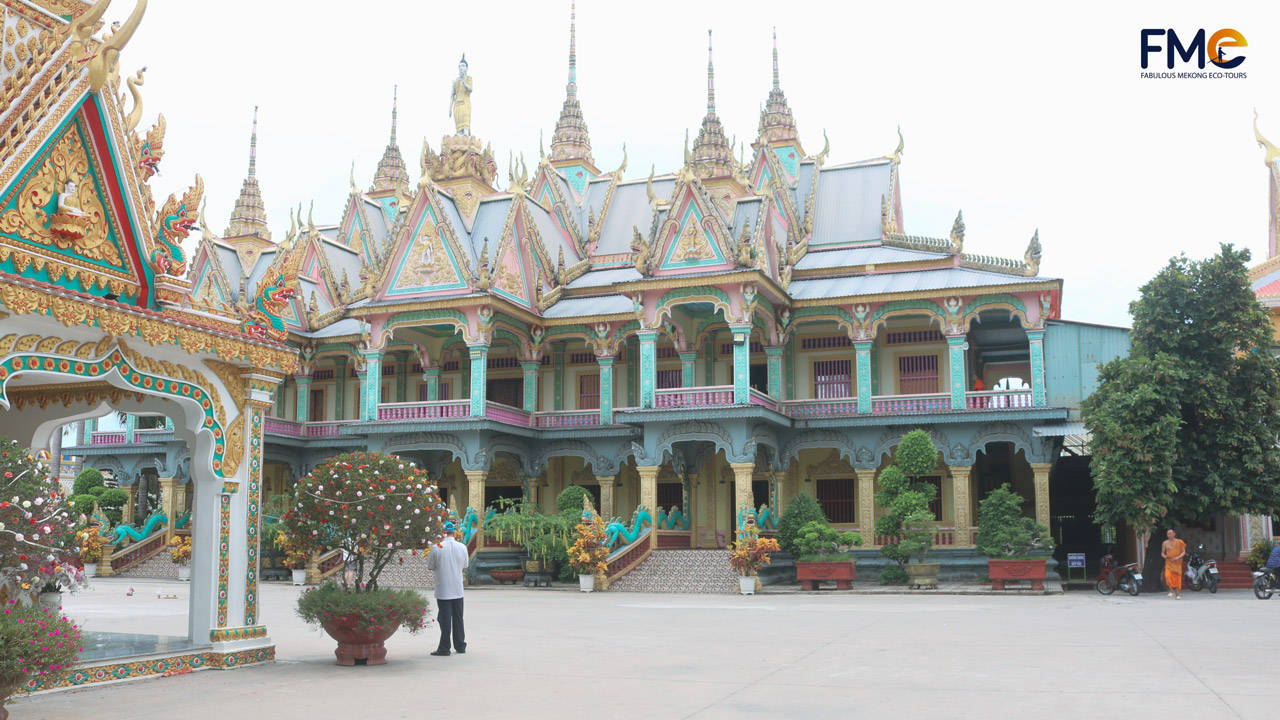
[728,524,781,594]
[567,514,609,592]
[793,520,862,590]
[875,429,942,588]
[0,600,82,719]
[168,535,192,581]
[282,451,446,665]
[976,483,1055,590]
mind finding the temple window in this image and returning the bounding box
[897,354,939,394]
[813,359,853,399]
[816,476,856,524]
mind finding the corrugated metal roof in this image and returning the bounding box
[1252,267,1280,292]
[810,162,891,246]
[306,317,365,338]
[788,267,1055,300]
[567,268,642,288]
[321,239,363,287]
[435,194,478,266]
[594,179,674,255]
[1033,421,1086,437]
[792,160,815,215]
[214,245,242,280]
[245,249,276,292]
[730,198,761,236]
[523,199,578,267]
[468,198,512,258]
[542,294,633,318]
[795,245,950,270]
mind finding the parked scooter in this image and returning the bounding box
[1097,549,1142,596]
[1184,544,1219,593]
[1253,567,1278,600]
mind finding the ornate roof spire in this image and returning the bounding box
[390,85,398,144]
[371,85,410,194]
[549,0,596,172]
[690,29,732,179]
[225,106,271,240]
[754,28,801,154]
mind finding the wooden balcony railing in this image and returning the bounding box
[654,385,734,409]
[871,393,950,415]
[781,397,858,418]
[377,400,470,422]
[965,390,1034,410]
[534,410,602,429]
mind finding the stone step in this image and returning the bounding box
[608,549,739,594]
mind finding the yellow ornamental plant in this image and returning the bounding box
[168,535,191,565]
[567,516,609,575]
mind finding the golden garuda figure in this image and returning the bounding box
[449,54,473,136]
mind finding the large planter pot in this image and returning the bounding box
[37,591,62,610]
[795,560,856,591]
[579,574,594,593]
[177,565,192,581]
[988,559,1048,591]
[489,569,525,585]
[739,575,756,595]
[905,562,941,589]
[291,569,307,586]
[321,622,401,666]
[83,562,98,578]
[1,690,10,720]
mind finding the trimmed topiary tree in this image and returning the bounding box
[875,430,941,572]
[777,493,826,556]
[97,488,129,526]
[72,467,104,496]
[556,485,590,517]
[976,484,1053,559]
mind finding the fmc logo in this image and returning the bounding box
[1141,28,1247,69]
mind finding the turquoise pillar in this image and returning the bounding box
[522,361,540,413]
[947,335,966,410]
[638,331,658,408]
[360,350,383,421]
[626,340,638,407]
[424,367,441,401]
[855,341,873,414]
[553,344,565,411]
[469,343,489,418]
[83,418,96,445]
[765,346,784,400]
[785,337,795,401]
[295,375,312,422]
[1027,330,1046,406]
[679,351,698,387]
[598,357,614,425]
[730,324,751,404]
[124,414,136,443]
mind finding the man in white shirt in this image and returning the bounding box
[427,522,469,656]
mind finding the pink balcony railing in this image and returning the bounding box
[377,400,470,422]
[535,410,602,429]
[965,390,1034,410]
[654,386,734,409]
[781,397,858,418]
[485,402,532,427]
[305,421,350,437]
[90,432,126,445]
[748,388,778,411]
[871,393,950,414]
[264,418,304,437]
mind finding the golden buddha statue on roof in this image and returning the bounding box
[450,54,473,136]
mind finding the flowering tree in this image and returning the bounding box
[0,601,82,707]
[282,452,447,592]
[0,437,80,602]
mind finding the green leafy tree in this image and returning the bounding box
[776,493,827,556]
[975,484,1054,558]
[556,485,590,517]
[1083,245,1280,588]
[72,467,104,496]
[875,430,940,567]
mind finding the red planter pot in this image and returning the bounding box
[322,621,401,666]
[489,569,525,585]
[987,559,1048,590]
[795,561,856,590]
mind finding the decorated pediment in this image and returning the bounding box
[383,187,469,297]
[188,239,236,311]
[0,98,150,303]
[653,179,732,274]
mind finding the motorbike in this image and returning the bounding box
[1254,567,1278,600]
[1097,549,1142,596]
[1184,544,1219,593]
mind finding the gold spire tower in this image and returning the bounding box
[225,106,271,240]
[549,1,597,176]
[371,86,410,195]
[754,28,803,154]
[690,30,733,180]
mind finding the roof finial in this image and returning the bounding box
[707,29,716,114]
[772,27,779,90]
[248,105,259,177]
[567,1,577,97]
[390,85,398,145]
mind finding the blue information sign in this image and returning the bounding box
[1067,553,1086,568]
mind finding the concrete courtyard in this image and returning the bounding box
[9,578,1277,719]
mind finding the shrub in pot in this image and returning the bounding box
[793,520,863,590]
[282,451,446,665]
[729,526,781,594]
[567,515,609,592]
[976,483,1055,590]
[77,530,104,578]
[485,499,571,579]
[875,430,941,589]
[168,535,192,581]
[776,493,826,556]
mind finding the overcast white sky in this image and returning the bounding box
[98,0,1278,329]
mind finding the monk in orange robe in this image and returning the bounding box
[1162,529,1187,599]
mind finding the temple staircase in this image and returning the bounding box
[607,549,739,594]
[1213,560,1254,590]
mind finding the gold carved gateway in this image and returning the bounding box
[0,123,123,267]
